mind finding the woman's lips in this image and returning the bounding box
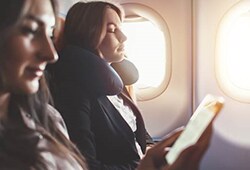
[27,67,44,78]
[117,45,125,52]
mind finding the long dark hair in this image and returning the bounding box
[64,1,124,55]
[0,0,87,169]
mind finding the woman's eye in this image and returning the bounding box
[50,35,55,40]
[21,26,38,36]
[107,24,117,33]
[107,28,115,33]
[50,29,55,40]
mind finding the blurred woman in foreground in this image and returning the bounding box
[0,0,87,169]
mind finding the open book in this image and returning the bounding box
[165,94,224,165]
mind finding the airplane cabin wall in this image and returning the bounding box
[194,0,250,169]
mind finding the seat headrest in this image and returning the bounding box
[53,17,65,52]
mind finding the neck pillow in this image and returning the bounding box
[111,59,139,85]
[48,45,123,97]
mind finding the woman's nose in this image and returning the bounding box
[118,30,127,43]
[39,34,58,63]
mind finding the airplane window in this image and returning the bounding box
[122,19,165,89]
[122,3,171,101]
[216,0,250,102]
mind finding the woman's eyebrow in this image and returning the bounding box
[25,14,55,28]
[25,15,44,25]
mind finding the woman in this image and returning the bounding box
[0,0,88,169]
[48,1,213,170]
[48,1,154,170]
[0,0,211,170]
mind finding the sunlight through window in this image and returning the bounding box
[122,20,166,89]
[227,12,250,90]
[216,0,250,102]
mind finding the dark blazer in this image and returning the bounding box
[48,45,153,170]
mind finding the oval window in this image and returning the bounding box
[216,0,250,103]
[122,3,171,101]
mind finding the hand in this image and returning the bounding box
[137,123,213,170]
[168,122,213,170]
[137,127,183,170]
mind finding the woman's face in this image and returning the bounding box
[98,8,127,63]
[2,0,58,94]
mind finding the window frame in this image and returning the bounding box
[121,3,172,101]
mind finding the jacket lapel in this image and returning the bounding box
[118,91,147,153]
[97,96,137,150]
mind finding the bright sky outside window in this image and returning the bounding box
[227,12,250,90]
[122,20,166,89]
[216,0,250,102]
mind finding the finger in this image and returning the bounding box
[197,121,213,144]
[169,145,199,170]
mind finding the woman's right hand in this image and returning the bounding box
[167,122,213,170]
[137,127,183,170]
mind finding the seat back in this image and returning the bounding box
[53,17,65,52]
